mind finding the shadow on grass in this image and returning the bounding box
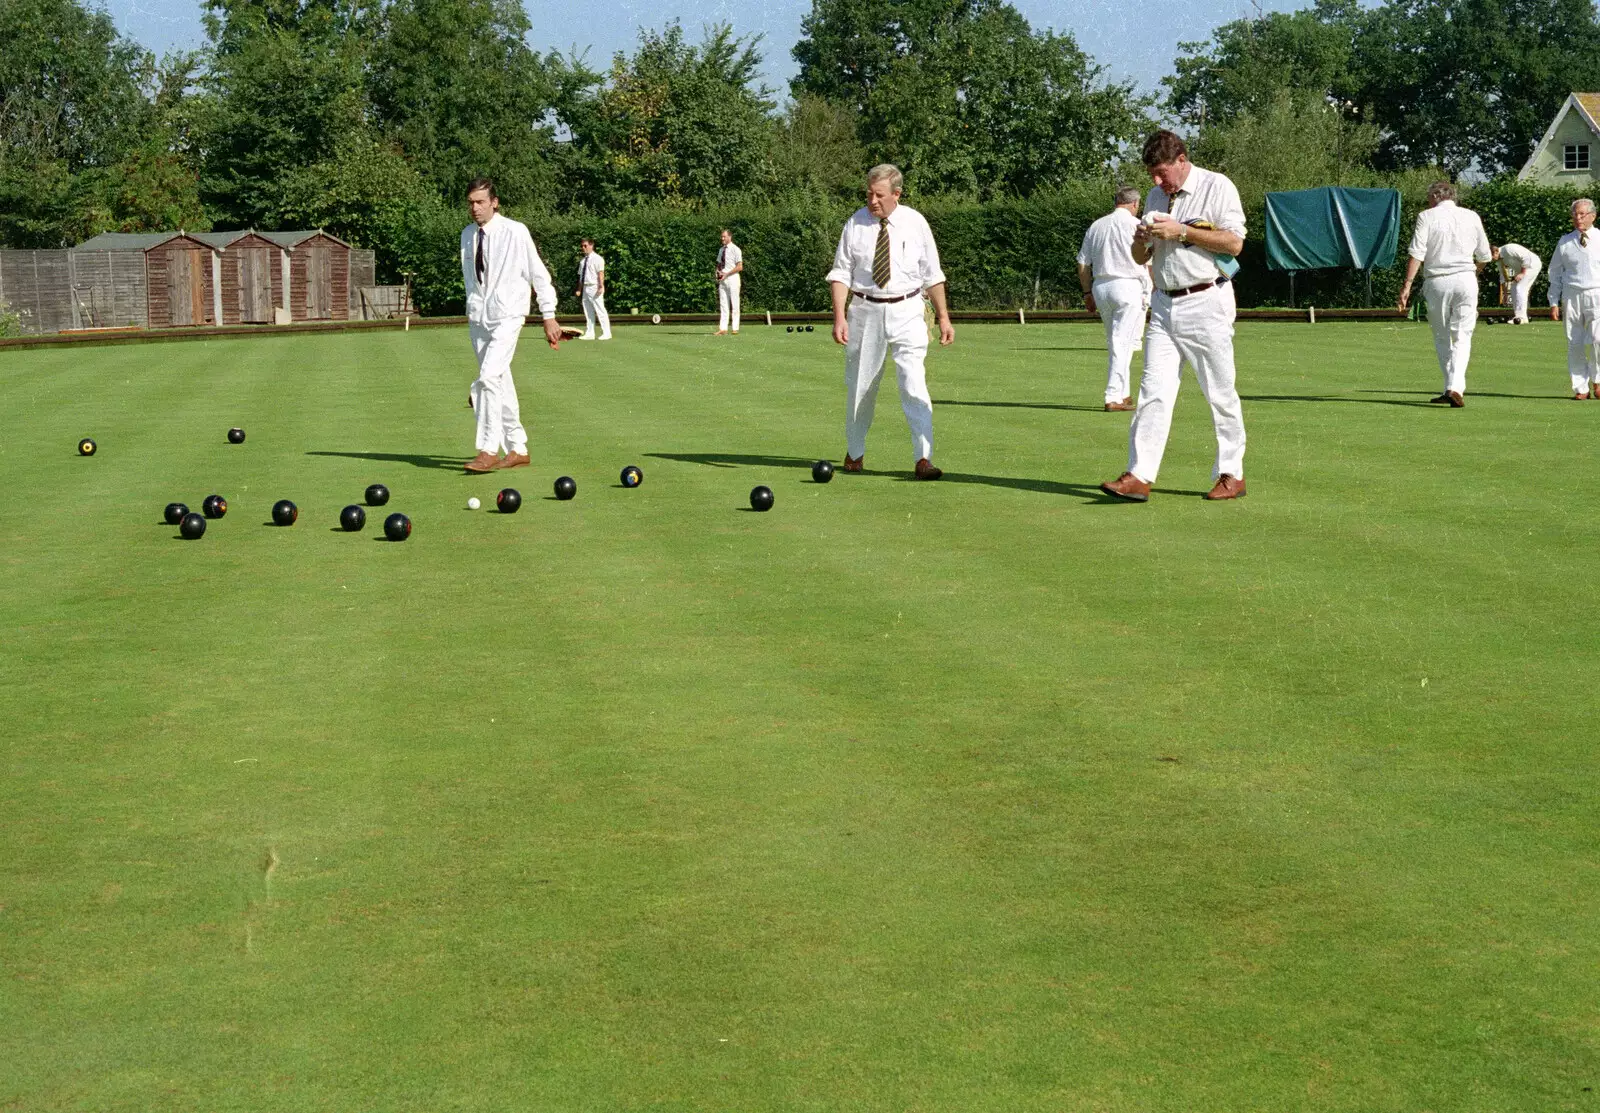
[1354,388,1556,400]
[306,450,465,471]
[932,398,1106,413]
[1241,393,1436,408]
[1006,345,1107,352]
[647,450,1187,501]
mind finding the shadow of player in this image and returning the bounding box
[934,398,1107,413]
[306,450,465,471]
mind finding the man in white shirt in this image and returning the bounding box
[1078,186,1154,411]
[1101,131,1249,502]
[1494,242,1542,324]
[827,163,955,480]
[715,229,743,335]
[1397,181,1492,407]
[574,237,611,340]
[460,177,562,473]
[1546,198,1600,399]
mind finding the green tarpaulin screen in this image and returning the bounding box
[1264,187,1401,271]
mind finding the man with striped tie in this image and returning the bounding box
[715,229,743,335]
[826,164,954,480]
[1547,198,1600,399]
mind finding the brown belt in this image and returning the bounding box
[852,290,916,304]
[1162,276,1229,298]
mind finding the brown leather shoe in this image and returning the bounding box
[1447,391,1464,407]
[1429,393,1452,404]
[842,455,864,473]
[1204,474,1246,500]
[1104,399,1134,412]
[495,452,531,469]
[914,457,942,480]
[1576,391,1591,401]
[1100,472,1150,501]
[464,450,500,472]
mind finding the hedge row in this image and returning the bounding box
[387,179,1597,316]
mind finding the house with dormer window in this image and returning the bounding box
[1519,94,1600,184]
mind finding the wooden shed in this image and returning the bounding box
[194,230,287,325]
[270,231,353,322]
[76,232,225,328]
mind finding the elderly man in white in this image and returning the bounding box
[1079,185,1154,411]
[1101,130,1248,503]
[1547,198,1600,399]
[715,229,743,335]
[460,177,562,473]
[574,237,611,340]
[1495,241,1542,324]
[827,163,955,480]
[1398,180,1492,407]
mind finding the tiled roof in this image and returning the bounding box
[1575,94,1600,131]
[72,232,184,251]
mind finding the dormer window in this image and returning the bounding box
[1565,144,1591,170]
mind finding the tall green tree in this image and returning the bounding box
[792,0,1149,198]
[367,0,588,207]
[563,23,776,210]
[0,0,202,245]
[769,93,867,201]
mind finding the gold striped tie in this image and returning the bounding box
[872,218,891,288]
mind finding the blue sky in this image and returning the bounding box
[106,0,1307,99]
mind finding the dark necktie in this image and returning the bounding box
[719,246,726,270]
[1583,231,1590,248]
[872,218,891,288]
[475,228,486,283]
[580,258,588,287]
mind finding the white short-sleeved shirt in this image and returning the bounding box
[1547,230,1600,303]
[717,243,743,278]
[1408,201,1491,279]
[1144,164,1247,292]
[1077,209,1147,285]
[578,252,605,291]
[826,204,946,298]
[1498,243,1540,273]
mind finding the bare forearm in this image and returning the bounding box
[1077,264,1094,293]
[831,281,849,319]
[926,283,950,320]
[1184,227,1243,256]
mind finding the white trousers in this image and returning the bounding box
[1095,277,1146,403]
[1129,282,1245,483]
[469,318,526,455]
[718,275,741,332]
[1424,273,1479,395]
[1509,264,1540,323]
[844,296,933,461]
[1563,289,1600,392]
[582,289,611,338]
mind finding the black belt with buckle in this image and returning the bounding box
[852,291,916,304]
[1162,276,1229,298]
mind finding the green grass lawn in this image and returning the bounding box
[3,318,1598,1111]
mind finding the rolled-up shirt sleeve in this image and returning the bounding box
[1473,222,1492,264]
[1408,214,1430,262]
[918,216,947,290]
[825,223,853,287]
[526,234,557,319]
[1216,178,1247,239]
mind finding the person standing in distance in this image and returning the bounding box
[575,237,611,340]
[1546,198,1600,399]
[1079,186,1154,412]
[1101,130,1248,502]
[827,164,954,480]
[1397,181,1491,407]
[1494,242,1542,325]
[461,178,562,473]
[715,229,743,335]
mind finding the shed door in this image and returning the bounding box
[239,248,272,323]
[306,247,332,319]
[167,250,204,326]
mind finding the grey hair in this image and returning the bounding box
[867,164,904,193]
[1427,180,1457,205]
[1574,197,1596,215]
[1114,186,1141,208]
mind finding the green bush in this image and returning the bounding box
[393,178,1597,316]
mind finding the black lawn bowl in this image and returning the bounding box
[271,499,298,526]
[202,494,228,519]
[620,465,643,488]
[227,427,246,444]
[554,476,577,501]
[749,485,775,512]
[164,502,190,525]
[365,483,390,506]
[786,326,794,333]
[340,504,366,532]
[78,438,97,457]
[805,325,815,332]
[497,488,522,514]
[812,460,835,483]
[383,512,412,541]
[179,512,207,539]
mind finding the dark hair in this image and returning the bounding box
[1142,130,1188,168]
[580,236,595,246]
[466,177,497,200]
